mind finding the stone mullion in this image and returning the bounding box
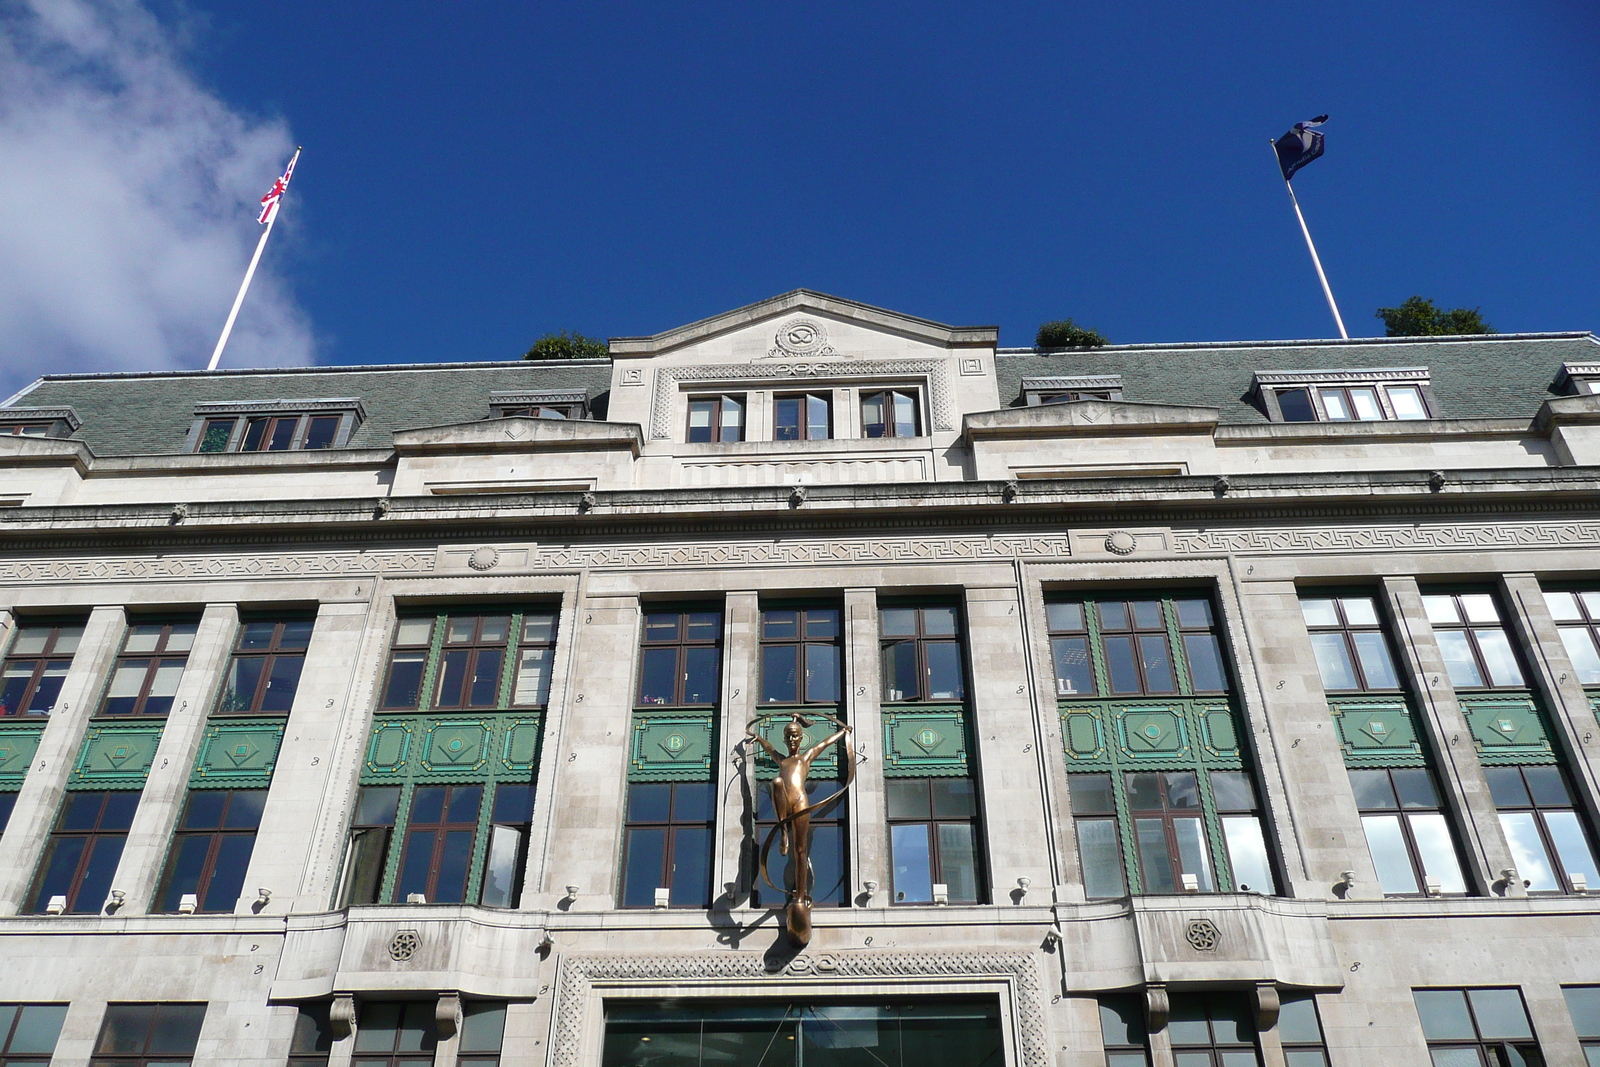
[1019,571,1084,904]
[843,588,885,905]
[717,591,759,906]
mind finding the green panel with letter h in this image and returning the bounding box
[70,724,164,788]
[190,719,285,787]
[629,711,715,783]
[1328,697,1428,768]
[881,706,969,777]
[0,724,45,790]
[1459,693,1555,765]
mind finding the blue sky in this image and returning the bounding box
[2,0,1597,388]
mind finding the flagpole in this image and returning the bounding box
[208,146,300,371]
[1273,139,1348,340]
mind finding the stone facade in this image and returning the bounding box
[0,290,1598,1065]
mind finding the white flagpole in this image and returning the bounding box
[1273,139,1348,340]
[208,147,300,371]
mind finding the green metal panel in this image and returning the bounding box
[190,719,285,787]
[420,719,494,777]
[1061,709,1107,764]
[365,718,415,776]
[499,717,544,773]
[1329,697,1428,768]
[882,707,969,777]
[1459,693,1556,765]
[629,711,716,782]
[70,723,163,787]
[0,724,45,788]
[1119,707,1190,761]
[751,708,844,777]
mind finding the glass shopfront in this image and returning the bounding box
[601,998,1003,1067]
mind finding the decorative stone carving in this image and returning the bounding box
[330,994,356,1039]
[1170,520,1600,556]
[769,318,835,359]
[1185,919,1220,951]
[467,546,500,571]
[1104,530,1137,555]
[388,930,421,962]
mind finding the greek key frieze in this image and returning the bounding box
[1169,521,1600,556]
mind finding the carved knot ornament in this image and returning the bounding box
[388,930,421,961]
[1185,918,1220,951]
[770,318,835,358]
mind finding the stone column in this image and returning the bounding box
[717,591,760,904]
[243,600,376,914]
[964,584,1056,902]
[1380,577,1519,896]
[0,604,124,915]
[843,588,886,904]
[112,602,238,915]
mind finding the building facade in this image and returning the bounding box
[1,290,1599,1065]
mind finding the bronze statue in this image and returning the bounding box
[746,712,854,945]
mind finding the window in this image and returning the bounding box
[497,403,584,419]
[342,786,399,905]
[192,406,357,453]
[0,424,50,437]
[1022,375,1124,406]
[32,791,139,913]
[1278,995,1331,1067]
[637,608,720,707]
[1167,993,1261,1067]
[90,1003,206,1066]
[1276,389,1317,422]
[1350,768,1468,895]
[1069,774,1126,899]
[218,615,314,714]
[752,779,847,909]
[491,389,589,421]
[1542,590,1600,685]
[480,783,536,908]
[394,784,483,904]
[156,789,265,913]
[1126,771,1214,893]
[1422,593,1526,689]
[774,393,831,441]
[1484,765,1600,895]
[1258,371,1432,423]
[459,1003,507,1065]
[1414,988,1544,1067]
[880,604,965,703]
[1561,986,1600,1066]
[0,794,14,835]
[1317,386,1385,421]
[1211,770,1274,893]
[287,1004,335,1067]
[2,620,83,717]
[0,1004,67,1064]
[1300,595,1403,691]
[886,776,982,903]
[1099,995,1150,1066]
[1049,597,1229,698]
[686,395,744,443]
[760,607,842,704]
[352,1002,436,1067]
[100,619,199,717]
[619,782,715,908]
[861,390,919,438]
[380,609,557,711]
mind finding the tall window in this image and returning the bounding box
[880,604,965,703]
[1098,995,1150,1066]
[1126,771,1214,893]
[91,1003,206,1066]
[1421,592,1527,689]
[1,620,82,717]
[156,789,266,913]
[759,606,842,705]
[861,390,919,438]
[394,784,483,904]
[0,795,14,835]
[686,395,744,443]
[380,610,556,711]
[1278,995,1331,1067]
[459,1003,507,1065]
[1069,774,1126,899]
[752,779,847,909]
[342,786,399,906]
[1300,595,1403,691]
[1562,986,1600,1066]
[352,1002,436,1067]
[619,782,714,908]
[1413,988,1544,1067]
[1349,768,1468,895]
[774,393,831,441]
[31,791,139,913]
[886,776,981,903]
[638,609,720,706]
[218,616,314,714]
[101,619,199,717]
[0,1004,67,1064]
[1051,597,1228,696]
[1167,993,1261,1067]
[1484,765,1600,895]
[287,1004,335,1067]
[1543,590,1600,685]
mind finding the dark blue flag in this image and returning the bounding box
[1275,115,1328,181]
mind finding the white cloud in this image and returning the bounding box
[0,0,312,400]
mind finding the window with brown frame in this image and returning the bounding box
[686,395,744,443]
[1484,765,1600,896]
[636,608,721,707]
[379,610,557,712]
[1277,995,1332,1067]
[217,616,314,714]
[90,1003,207,1066]
[1039,389,1116,404]
[340,786,399,906]
[752,778,847,909]
[155,789,266,913]
[433,615,513,710]
[0,1003,68,1064]
[194,411,347,453]
[497,402,584,419]
[774,393,831,441]
[31,791,141,914]
[860,389,919,438]
[0,423,51,437]
[1166,993,1263,1066]
[879,603,966,703]
[287,1003,335,1067]
[885,776,982,903]
[1,620,84,717]
[1125,770,1215,893]
[618,781,715,908]
[1349,767,1468,896]
[351,1002,436,1066]
[759,606,842,705]
[1541,589,1600,686]
[1563,986,1600,1066]
[1413,988,1545,1067]
[1421,591,1527,689]
[100,619,198,717]
[1299,594,1404,692]
[394,784,482,904]
[1098,994,1151,1066]
[457,1003,507,1065]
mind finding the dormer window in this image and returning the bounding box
[490,390,589,420]
[0,407,79,439]
[0,423,50,437]
[1556,363,1600,396]
[1253,369,1433,423]
[1021,375,1124,406]
[188,399,363,453]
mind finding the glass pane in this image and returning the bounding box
[762,645,798,703]
[356,787,401,826]
[223,790,266,829]
[397,1002,437,1051]
[124,624,164,653]
[1167,998,1210,1044]
[886,779,930,820]
[396,617,434,645]
[643,613,680,642]
[1099,601,1130,630]
[807,393,830,439]
[1352,631,1400,688]
[1130,601,1163,629]
[1545,592,1583,621]
[1300,598,1339,627]
[925,642,965,700]
[1423,596,1461,624]
[1435,631,1485,687]
[1338,597,1379,625]
[638,647,678,705]
[687,399,714,442]
[1320,389,1350,420]
[720,396,743,440]
[1415,989,1476,1040]
[882,641,918,701]
[672,782,715,823]
[1408,813,1467,893]
[893,391,917,436]
[261,654,303,712]
[396,830,437,901]
[1500,812,1558,892]
[862,393,886,437]
[1278,388,1316,422]
[1469,988,1533,1039]
[880,607,918,637]
[1459,594,1500,623]
[1047,602,1085,631]
[183,791,226,830]
[512,647,551,705]
[50,624,82,653]
[1562,987,1600,1038]
[27,661,69,713]
[763,610,799,640]
[1350,387,1383,420]
[1078,818,1126,898]
[236,621,276,651]
[477,616,509,644]
[103,661,149,714]
[10,627,52,655]
[1545,810,1600,889]
[1361,814,1419,894]
[667,825,711,906]
[1069,774,1116,814]
[1389,385,1427,419]
[923,607,959,636]
[1100,996,1146,1046]
[1560,628,1600,685]
[10,1003,68,1053]
[1223,816,1274,893]
[1052,637,1093,695]
[1175,599,1213,627]
[805,609,840,638]
[1393,768,1441,808]
[628,783,672,822]
[1583,592,1600,619]
[1285,1051,1329,1067]
[1104,636,1141,693]
[1220,1051,1260,1067]
[1474,629,1524,686]
[1309,633,1358,690]
[1175,1054,1213,1067]
[199,418,235,452]
[433,829,476,902]
[462,1004,507,1052]
[774,397,801,440]
[931,778,977,818]
[467,648,503,706]
[383,651,426,708]
[97,1004,155,1052]
[303,415,339,449]
[1135,818,1176,892]
[1164,771,1200,809]
[1278,996,1323,1043]
[1484,767,1531,807]
[168,623,198,652]
[1183,634,1227,691]
[266,418,298,450]
[891,823,933,902]
[805,643,841,703]
[683,646,720,703]
[521,612,555,643]
[447,785,483,824]
[1211,771,1257,812]
[937,822,979,901]
[1172,816,1214,890]
[159,836,212,911]
[434,649,470,706]
[203,833,256,911]
[147,660,185,699]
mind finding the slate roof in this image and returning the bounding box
[996,333,1600,423]
[5,360,613,456]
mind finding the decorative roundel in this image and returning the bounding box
[1185,918,1220,951]
[467,546,500,571]
[388,929,422,961]
[773,318,830,357]
[1104,530,1138,556]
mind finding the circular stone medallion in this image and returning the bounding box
[467,546,500,571]
[1104,531,1138,556]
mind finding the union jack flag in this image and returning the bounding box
[257,148,301,224]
